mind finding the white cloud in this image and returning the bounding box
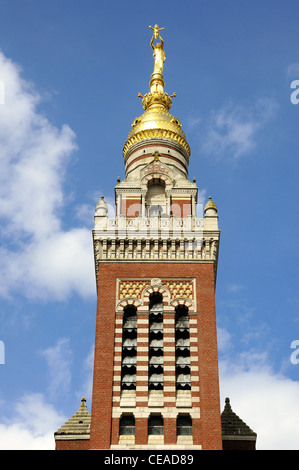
[220,353,299,450]
[40,338,72,399]
[0,51,96,301]
[0,393,66,450]
[0,341,94,450]
[0,227,95,300]
[75,203,95,227]
[201,97,278,159]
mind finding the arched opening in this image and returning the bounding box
[149,291,163,311]
[119,414,135,436]
[146,178,167,217]
[177,413,193,444]
[119,413,135,445]
[177,414,192,436]
[148,414,164,436]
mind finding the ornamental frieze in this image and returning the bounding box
[118,278,194,301]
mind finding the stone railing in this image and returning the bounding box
[93,215,219,263]
[93,215,204,239]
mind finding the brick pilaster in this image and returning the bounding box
[163,313,176,408]
[136,312,148,408]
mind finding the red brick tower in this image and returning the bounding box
[89,24,222,451]
[55,24,222,450]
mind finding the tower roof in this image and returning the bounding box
[221,397,257,438]
[123,25,190,159]
[204,196,217,213]
[54,397,91,438]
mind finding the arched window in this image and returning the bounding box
[146,178,167,217]
[119,414,135,436]
[148,414,164,436]
[177,414,192,436]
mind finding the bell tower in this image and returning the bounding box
[89,25,222,451]
[55,25,222,451]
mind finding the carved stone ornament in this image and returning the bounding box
[151,278,162,287]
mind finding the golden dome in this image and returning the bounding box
[123,90,190,158]
[123,25,190,159]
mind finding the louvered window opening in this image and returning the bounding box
[175,305,191,390]
[121,305,137,390]
[148,292,164,390]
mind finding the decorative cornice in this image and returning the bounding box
[125,152,189,176]
[123,129,190,159]
[124,140,190,163]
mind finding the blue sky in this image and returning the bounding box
[0,0,299,449]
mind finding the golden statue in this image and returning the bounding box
[149,24,166,75]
